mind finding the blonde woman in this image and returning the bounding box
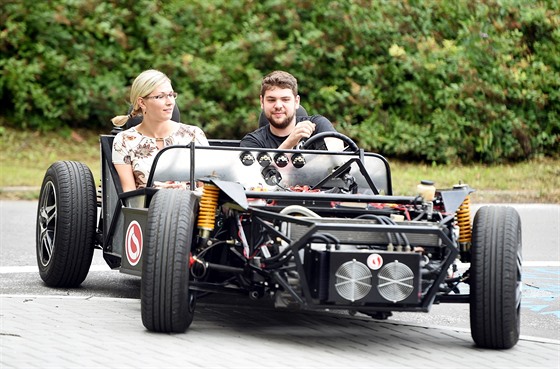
[111,69,208,192]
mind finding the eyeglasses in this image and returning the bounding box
[143,92,178,100]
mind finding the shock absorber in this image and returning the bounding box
[456,194,472,262]
[197,183,219,239]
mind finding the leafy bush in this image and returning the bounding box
[0,0,558,163]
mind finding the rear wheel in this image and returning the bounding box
[141,189,198,333]
[36,161,97,287]
[470,206,522,349]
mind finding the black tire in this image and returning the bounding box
[470,206,522,349]
[36,161,97,287]
[141,189,198,333]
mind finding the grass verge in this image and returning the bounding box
[1,127,558,203]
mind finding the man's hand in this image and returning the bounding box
[278,120,316,150]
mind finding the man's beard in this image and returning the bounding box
[267,110,295,130]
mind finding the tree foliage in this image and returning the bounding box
[1,0,558,163]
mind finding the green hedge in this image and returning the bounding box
[1,0,558,163]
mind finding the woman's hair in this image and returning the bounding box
[111,69,171,127]
[260,70,298,97]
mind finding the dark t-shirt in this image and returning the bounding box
[240,115,336,149]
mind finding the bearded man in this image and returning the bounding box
[240,71,342,151]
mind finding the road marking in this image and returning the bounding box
[523,261,560,267]
[1,261,558,274]
[0,264,112,273]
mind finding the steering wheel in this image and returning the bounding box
[301,131,359,152]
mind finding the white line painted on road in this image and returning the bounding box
[523,261,560,267]
[0,264,113,273]
[1,261,558,274]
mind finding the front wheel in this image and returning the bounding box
[141,189,198,333]
[35,161,97,287]
[470,206,522,349]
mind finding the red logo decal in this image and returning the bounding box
[125,221,143,266]
[367,253,383,270]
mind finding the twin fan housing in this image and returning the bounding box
[304,249,422,305]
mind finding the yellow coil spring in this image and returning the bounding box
[457,196,472,243]
[197,183,219,231]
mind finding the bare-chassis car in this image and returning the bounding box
[36,132,522,349]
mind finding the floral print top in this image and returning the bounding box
[112,124,208,189]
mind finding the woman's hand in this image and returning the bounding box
[154,181,189,190]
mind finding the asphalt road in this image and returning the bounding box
[1,201,559,341]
